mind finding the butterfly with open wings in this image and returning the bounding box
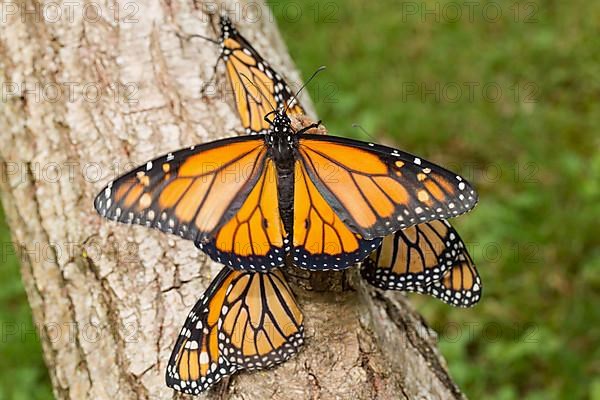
[95,110,477,272]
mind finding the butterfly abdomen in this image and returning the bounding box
[276,159,295,238]
[267,121,297,237]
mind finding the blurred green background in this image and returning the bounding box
[275,1,599,399]
[1,0,599,399]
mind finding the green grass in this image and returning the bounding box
[1,1,598,398]
[0,208,53,400]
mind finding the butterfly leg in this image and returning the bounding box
[174,32,223,96]
[199,56,223,97]
[263,110,278,125]
[296,120,322,134]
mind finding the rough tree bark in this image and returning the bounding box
[0,1,465,399]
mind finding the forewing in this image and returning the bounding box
[297,134,478,239]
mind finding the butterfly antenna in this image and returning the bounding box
[176,31,219,45]
[352,123,378,142]
[284,65,326,114]
[238,73,277,120]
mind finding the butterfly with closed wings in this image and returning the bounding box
[182,14,306,134]
[360,219,482,307]
[166,267,304,394]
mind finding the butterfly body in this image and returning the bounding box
[266,113,297,237]
[266,113,296,160]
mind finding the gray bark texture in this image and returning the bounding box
[0,0,465,398]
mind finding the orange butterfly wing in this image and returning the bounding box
[95,136,288,270]
[200,159,289,270]
[297,134,478,239]
[292,160,381,270]
[219,15,305,135]
[166,267,304,394]
[360,220,460,289]
[421,251,481,307]
[361,220,482,307]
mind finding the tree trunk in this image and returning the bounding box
[0,1,465,399]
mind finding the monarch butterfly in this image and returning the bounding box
[166,267,304,394]
[360,220,482,307]
[190,14,305,134]
[94,109,477,271]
